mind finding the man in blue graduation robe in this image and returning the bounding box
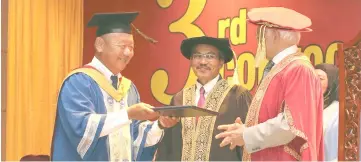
[51,12,177,161]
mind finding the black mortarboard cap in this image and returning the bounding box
[87,12,158,43]
[180,36,233,63]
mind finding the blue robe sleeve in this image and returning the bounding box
[127,83,158,161]
[57,73,106,160]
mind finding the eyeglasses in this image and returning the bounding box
[191,53,218,61]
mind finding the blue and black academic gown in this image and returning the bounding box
[51,73,157,161]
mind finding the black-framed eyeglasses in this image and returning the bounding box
[191,53,218,61]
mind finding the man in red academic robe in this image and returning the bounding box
[215,7,324,161]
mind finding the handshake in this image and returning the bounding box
[126,102,179,128]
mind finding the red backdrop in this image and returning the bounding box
[84,0,361,106]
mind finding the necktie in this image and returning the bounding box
[262,61,275,80]
[196,87,205,122]
[110,75,118,90]
[198,87,205,107]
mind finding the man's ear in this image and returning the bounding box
[94,37,105,53]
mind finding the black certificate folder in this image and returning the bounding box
[153,106,219,117]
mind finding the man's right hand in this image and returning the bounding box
[126,103,159,121]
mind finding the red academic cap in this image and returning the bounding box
[247,7,312,32]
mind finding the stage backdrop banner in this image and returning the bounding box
[84,0,361,106]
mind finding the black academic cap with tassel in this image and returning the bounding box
[87,12,157,44]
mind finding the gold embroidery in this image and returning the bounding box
[107,94,131,162]
[181,85,195,162]
[181,80,234,161]
[63,68,131,102]
[284,146,301,160]
[242,53,311,161]
[280,103,310,160]
[284,104,308,140]
[77,114,102,159]
[300,143,309,153]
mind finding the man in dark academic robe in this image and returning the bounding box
[156,36,252,161]
[216,7,324,161]
[51,12,177,161]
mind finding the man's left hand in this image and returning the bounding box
[215,117,246,150]
[158,116,179,128]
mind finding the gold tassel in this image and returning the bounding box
[231,50,240,85]
[131,23,158,44]
[255,25,267,67]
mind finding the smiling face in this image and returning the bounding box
[190,44,224,85]
[95,32,135,74]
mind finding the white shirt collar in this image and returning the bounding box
[196,74,220,95]
[87,57,122,83]
[272,45,298,64]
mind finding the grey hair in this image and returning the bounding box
[278,30,301,44]
[265,28,301,44]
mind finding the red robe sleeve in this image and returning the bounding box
[281,61,324,161]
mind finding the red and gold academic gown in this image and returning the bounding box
[243,53,324,161]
